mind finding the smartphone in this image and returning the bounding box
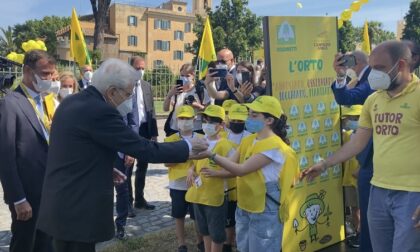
[209,68,228,78]
[241,72,251,84]
[176,79,183,87]
[339,55,356,67]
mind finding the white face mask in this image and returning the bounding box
[83,71,93,82]
[48,81,61,95]
[236,73,243,85]
[180,76,190,85]
[116,97,133,116]
[202,123,218,137]
[178,119,194,131]
[33,73,52,93]
[59,88,73,99]
[368,61,399,90]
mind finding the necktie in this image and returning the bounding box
[132,83,139,126]
[34,95,44,117]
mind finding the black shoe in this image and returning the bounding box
[346,233,360,248]
[178,245,188,252]
[115,227,127,241]
[134,201,156,210]
[127,208,136,218]
[197,241,205,252]
[222,244,232,252]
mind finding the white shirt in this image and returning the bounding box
[252,139,285,183]
[170,87,211,131]
[227,130,251,145]
[135,81,147,124]
[335,65,369,88]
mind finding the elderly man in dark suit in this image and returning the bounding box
[37,58,208,252]
[0,50,55,252]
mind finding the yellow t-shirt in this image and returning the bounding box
[358,76,420,192]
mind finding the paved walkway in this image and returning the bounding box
[0,119,181,251]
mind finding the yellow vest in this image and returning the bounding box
[226,140,239,202]
[164,133,203,181]
[44,93,57,123]
[342,130,359,187]
[185,138,233,207]
[237,134,300,222]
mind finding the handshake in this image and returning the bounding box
[189,138,211,160]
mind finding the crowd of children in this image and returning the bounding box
[163,96,300,252]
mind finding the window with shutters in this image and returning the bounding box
[174,31,184,41]
[184,23,192,33]
[173,50,184,60]
[128,16,137,26]
[128,35,138,46]
[153,60,164,68]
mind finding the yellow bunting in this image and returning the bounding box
[350,1,361,12]
[340,9,353,21]
[338,18,344,29]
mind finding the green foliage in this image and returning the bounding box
[89,49,102,65]
[12,16,71,56]
[0,26,17,55]
[143,65,177,99]
[338,21,357,53]
[402,0,420,44]
[338,20,395,53]
[189,0,263,61]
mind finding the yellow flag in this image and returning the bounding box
[198,17,216,80]
[362,21,371,55]
[70,8,91,66]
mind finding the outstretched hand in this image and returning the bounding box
[300,161,326,182]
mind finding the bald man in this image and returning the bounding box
[303,40,420,252]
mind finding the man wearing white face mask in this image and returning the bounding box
[128,56,159,210]
[78,65,93,90]
[36,58,209,252]
[0,49,55,252]
[302,41,420,252]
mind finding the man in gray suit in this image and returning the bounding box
[37,58,208,252]
[128,56,158,210]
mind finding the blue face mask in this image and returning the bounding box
[345,120,359,131]
[245,118,265,133]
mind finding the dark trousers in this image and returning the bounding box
[357,168,373,252]
[8,203,52,252]
[53,239,95,252]
[130,122,152,206]
[114,156,132,229]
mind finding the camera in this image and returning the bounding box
[184,95,196,105]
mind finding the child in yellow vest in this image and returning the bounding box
[341,105,362,247]
[219,99,238,139]
[164,105,204,252]
[185,105,234,252]
[222,104,251,252]
[201,96,299,252]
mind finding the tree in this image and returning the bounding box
[189,0,263,61]
[357,21,395,46]
[402,0,420,44]
[0,26,17,55]
[338,21,357,53]
[90,0,111,51]
[12,16,70,56]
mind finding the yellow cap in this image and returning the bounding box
[341,105,363,117]
[176,105,195,118]
[202,105,225,121]
[222,99,238,113]
[228,104,248,121]
[245,96,283,118]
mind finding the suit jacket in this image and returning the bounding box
[215,66,237,105]
[37,86,189,243]
[331,67,374,170]
[0,86,49,207]
[127,80,158,138]
[331,67,374,105]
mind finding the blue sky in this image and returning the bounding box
[0,0,412,33]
